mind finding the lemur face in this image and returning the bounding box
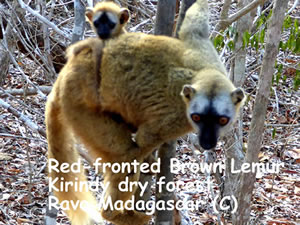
[86,2,129,40]
[182,85,244,150]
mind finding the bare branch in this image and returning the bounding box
[212,0,231,36]
[17,0,71,41]
[0,133,46,142]
[215,0,265,33]
[0,42,47,100]
[0,86,52,97]
[0,99,46,138]
[235,0,289,223]
[265,123,300,128]
[287,0,299,15]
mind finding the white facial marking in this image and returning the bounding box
[189,94,209,114]
[106,12,118,24]
[93,12,118,25]
[212,94,234,118]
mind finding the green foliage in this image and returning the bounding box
[213,34,224,52]
[259,28,265,44]
[294,70,300,90]
[283,15,292,30]
[272,128,276,139]
[277,16,300,89]
[281,15,300,53]
[242,31,251,48]
[213,28,236,53]
[212,9,299,90]
[275,64,284,85]
[228,40,235,51]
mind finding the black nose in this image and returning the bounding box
[200,141,217,150]
[98,32,110,39]
[198,130,217,150]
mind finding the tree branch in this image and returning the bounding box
[18,0,71,41]
[215,0,265,32]
[0,86,52,97]
[234,0,289,223]
[0,99,46,138]
[287,0,299,15]
[212,0,231,36]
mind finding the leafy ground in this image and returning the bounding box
[0,0,299,225]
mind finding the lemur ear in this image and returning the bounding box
[231,88,245,105]
[85,7,94,22]
[181,85,196,101]
[119,8,130,24]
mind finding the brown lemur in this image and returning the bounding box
[67,1,130,58]
[45,0,245,225]
[86,1,130,40]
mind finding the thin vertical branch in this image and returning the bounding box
[155,141,176,225]
[212,0,231,37]
[72,0,86,43]
[154,0,177,224]
[234,0,289,223]
[174,0,196,38]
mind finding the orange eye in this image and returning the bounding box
[191,114,201,122]
[219,117,229,126]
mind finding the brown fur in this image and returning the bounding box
[46,0,244,224]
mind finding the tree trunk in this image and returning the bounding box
[154,0,176,36]
[174,0,196,38]
[155,141,176,225]
[154,0,176,224]
[233,0,289,223]
[72,0,86,44]
[222,0,255,212]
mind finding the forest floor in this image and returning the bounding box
[0,0,299,225]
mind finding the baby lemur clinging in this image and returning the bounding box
[86,1,130,39]
[45,0,245,225]
[67,1,130,58]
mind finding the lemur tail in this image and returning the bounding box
[46,88,102,225]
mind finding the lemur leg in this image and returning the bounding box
[62,102,140,163]
[101,168,151,225]
[59,102,150,224]
[135,115,190,158]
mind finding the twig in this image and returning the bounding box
[272,87,279,114]
[212,0,231,36]
[0,86,52,97]
[0,20,48,100]
[0,7,54,77]
[2,45,47,100]
[20,127,33,203]
[0,133,47,143]
[0,99,94,165]
[0,99,47,138]
[39,0,56,78]
[0,87,45,117]
[287,0,299,15]
[278,101,299,107]
[18,0,71,41]
[130,18,151,32]
[265,123,300,128]
[215,0,265,33]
